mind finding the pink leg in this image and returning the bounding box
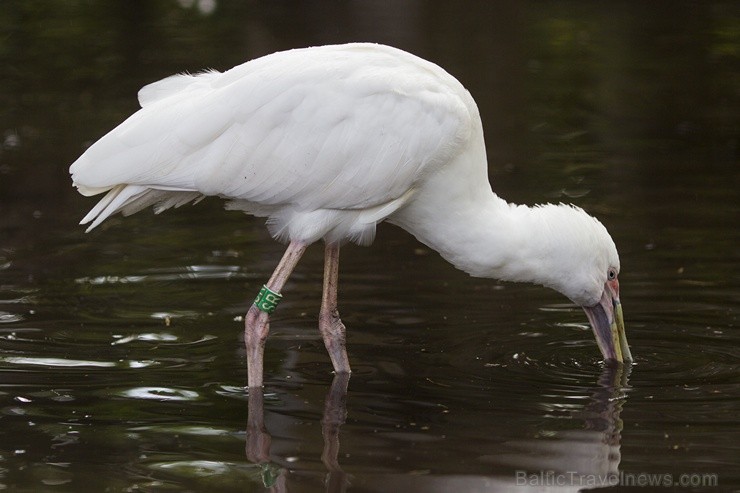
[246,240,307,388]
[319,243,351,374]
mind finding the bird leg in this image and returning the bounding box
[246,240,307,388]
[319,242,351,374]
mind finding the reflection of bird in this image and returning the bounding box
[246,373,350,491]
[495,365,630,491]
[359,366,630,492]
[70,43,631,387]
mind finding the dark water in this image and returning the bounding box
[1,2,738,492]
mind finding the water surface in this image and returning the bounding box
[1,2,738,492]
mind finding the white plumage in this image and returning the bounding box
[71,43,631,387]
[72,44,467,245]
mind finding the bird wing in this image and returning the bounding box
[70,44,473,224]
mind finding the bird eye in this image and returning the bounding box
[607,268,617,280]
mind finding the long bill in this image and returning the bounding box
[582,280,633,364]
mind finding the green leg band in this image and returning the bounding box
[254,285,282,314]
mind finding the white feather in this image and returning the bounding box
[70,42,620,306]
[70,43,469,243]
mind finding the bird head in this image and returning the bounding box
[525,205,633,364]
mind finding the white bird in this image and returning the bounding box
[70,43,632,388]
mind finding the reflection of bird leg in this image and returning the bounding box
[246,388,270,464]
[246,388,286,491]
[321,373,351,492]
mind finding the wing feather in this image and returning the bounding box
[137,70,221,107]
[70,44,474,239]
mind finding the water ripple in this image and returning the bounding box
[117,387,201,401]
[0,356,116,368]
[75,265,248,285]
[0,311,24,323]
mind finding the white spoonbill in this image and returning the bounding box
[70,43,632,388]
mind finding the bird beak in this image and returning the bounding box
[582,280,633,364]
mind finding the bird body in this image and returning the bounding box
[72,43,471,246]
[71,43,631,387]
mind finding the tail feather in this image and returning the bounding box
[80,185,203,232]
[81,185,148,232]
[79,185,126,225]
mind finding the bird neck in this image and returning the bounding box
[398,190,555,284]
[390,147,564,293]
